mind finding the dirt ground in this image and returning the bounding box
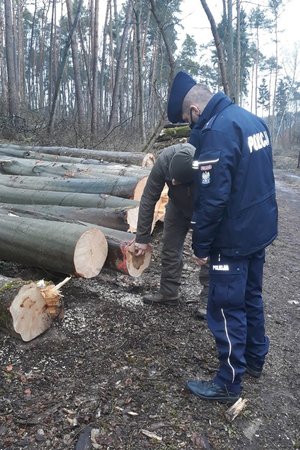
[0,168,299,450]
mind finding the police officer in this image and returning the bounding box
[167,71,278,403]
[134,142,208,309]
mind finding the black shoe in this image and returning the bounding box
[245,365,263,378]
[142,292,180,306]
[186,380,240,404]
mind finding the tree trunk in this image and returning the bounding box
[0,158,150,182]
[0,184,139,210]
[4,0,18,116]
[0,172,147,200]
[0,203,132,232]
[66,0,85,133]
[48,0,83,134]
[91,0,99,137]
[0,275,67,341]
[108,1,133,131]
[0,143,155,167]
[0,215,108,278]
[200,0,229,95]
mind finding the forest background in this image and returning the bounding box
[1,0,300,155]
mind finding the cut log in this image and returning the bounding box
[0,275,68,341]
[0,185,139,212]
[0,215,108,278]
[0,158,150,179]
[88,225,152,277]
[158,125,190,141]
[0,148,102,165]
[0,143,155,167]
[0,203,133,232]
[0,173,148,201]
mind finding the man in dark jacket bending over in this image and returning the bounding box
[134,143,202,306]
[167,71,278,403]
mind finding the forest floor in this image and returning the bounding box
[0,164,299,450]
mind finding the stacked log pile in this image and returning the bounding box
[0,144,163,280]
[0,144,167,341]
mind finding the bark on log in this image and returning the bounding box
[0,144,155,167]
[0,203,132,232]
[0,216,108,278]
[0,184,139,209]
[158,125,190,141]
[0,275,68,341]
[0,173,148,201]
[0,158,150,182]
[0,148,102,165]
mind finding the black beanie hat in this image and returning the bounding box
[169,143,195,183]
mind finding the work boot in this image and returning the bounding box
[245,364,263,378]
[186,379,240,404]
[142,292,180,306]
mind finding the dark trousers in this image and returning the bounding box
[207,249,269,394]
[160,200,190,297]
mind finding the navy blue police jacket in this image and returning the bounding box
[189,92,278,258]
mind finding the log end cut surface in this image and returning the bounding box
[10,283,53,342]
[133,176,148,202]
[125,242,152,277]
[73,228,108,278]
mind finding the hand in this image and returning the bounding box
[193,256,208,266]
[134,242,149,256]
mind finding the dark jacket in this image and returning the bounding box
[135,144,194,244]
[190,92,278,258]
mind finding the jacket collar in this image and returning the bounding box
[195,92,232,130]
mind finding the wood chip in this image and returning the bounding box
[141,429,162,441]
[225,397,248,422]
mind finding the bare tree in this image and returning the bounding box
[199,0,229,95]
[4,0,18,117]
[48,0,84,134]
[66,0,85,134]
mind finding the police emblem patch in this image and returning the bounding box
[201,171,210,185]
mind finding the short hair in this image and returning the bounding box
[182,84,213,116]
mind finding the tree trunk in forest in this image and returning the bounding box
[4,0,18,116]
[200,0,229,96]
[99,0,110,125]
[0,275,67,341]
[91,0,99,137]
[0,144,155,167]
[134,2,146,143]
[48,0,83,134]
[108,1,133,131]
[149,0,175,87]
[0,172,148,200]
[0,215,108,278]
[0,158,150,182]
[66,0,85,134]
[0,203,132,232]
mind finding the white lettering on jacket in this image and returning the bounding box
[212,264,229,271]
[247,131,270,153]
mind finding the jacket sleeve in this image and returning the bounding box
[135,158,167,244]
[192,129,240,257]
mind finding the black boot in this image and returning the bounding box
[142,292,180,306]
